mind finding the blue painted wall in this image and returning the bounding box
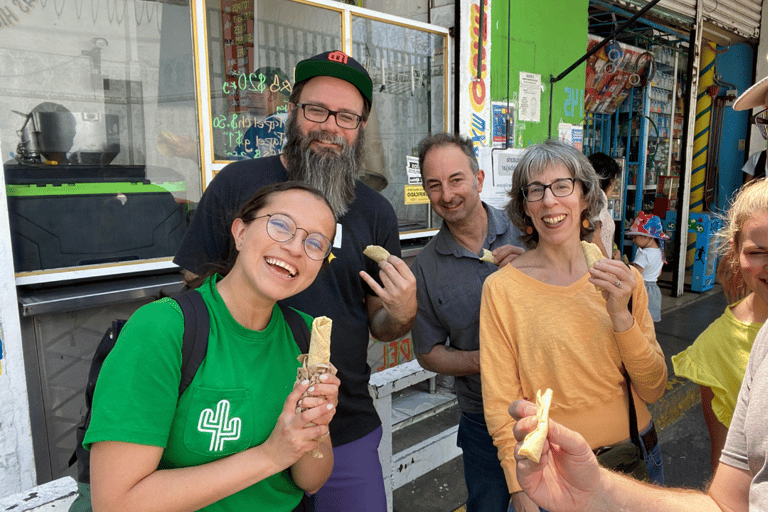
[714,43,754,213]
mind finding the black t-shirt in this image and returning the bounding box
[174,155,402,445]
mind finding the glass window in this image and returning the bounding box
[200,0,449,233]
[351,16,447,231]
[205,0,342,161]
[1,0,200,278]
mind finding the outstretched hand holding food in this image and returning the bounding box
[510,399,602,512]
[360,245,417,341]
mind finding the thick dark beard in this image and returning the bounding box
[283,110,365,218]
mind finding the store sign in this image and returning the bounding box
[460,0,491,156]
[404,185,429,205]
[406,156,421,185]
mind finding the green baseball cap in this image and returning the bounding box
[294,50,373,105]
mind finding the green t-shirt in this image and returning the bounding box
[84,275,311,511]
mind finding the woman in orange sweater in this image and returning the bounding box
[479,140,667,512]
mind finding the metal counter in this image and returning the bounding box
[18,272,184,483]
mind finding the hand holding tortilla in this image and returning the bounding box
[364,245,390,263]
[480,248,497,264]
[296,316,337,458]
[518,388,553,463]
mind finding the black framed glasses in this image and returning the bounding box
[750,108,768,140]
[255,213,333,261]
[522,178,577,202]
[295,103,363,129]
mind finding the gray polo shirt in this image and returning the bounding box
[411,203,523,414]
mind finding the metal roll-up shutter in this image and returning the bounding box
[607,0,762,40]
[660,0,761,39]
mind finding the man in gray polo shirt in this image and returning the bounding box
[411,133,524,512]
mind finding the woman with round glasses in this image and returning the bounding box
[478,140,667,509]
[85,181,340,512]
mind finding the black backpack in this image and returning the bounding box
[69,290,310,498]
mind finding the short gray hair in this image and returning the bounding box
[506,139,605,249]
[417,133,479,179]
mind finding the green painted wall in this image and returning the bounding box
[491,0,589,147]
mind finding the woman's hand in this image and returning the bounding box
[261,376,339,470]
[297,373,340,426]
[588,258,635,332]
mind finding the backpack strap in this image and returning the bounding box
[278,303,310,354]
[174,289,210,397]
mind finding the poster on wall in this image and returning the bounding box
[492,102,515,148]
[558,122,583,151]
[478,147,525,210]
[459,0,492,155]
[519,72,541,122]
[406,156,421,185]
[584,34,653,114]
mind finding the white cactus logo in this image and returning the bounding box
[198,399,242,452]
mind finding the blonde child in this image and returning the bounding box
[672,178,768,471]
[625,212,669,322]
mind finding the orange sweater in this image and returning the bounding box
[479,265,667,492]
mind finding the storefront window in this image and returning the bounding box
[351,15,447,231]
[1,0,200,278]
[199,0,449,233]
[206,0,342,161]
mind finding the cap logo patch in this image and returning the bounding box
[328,51,349,65]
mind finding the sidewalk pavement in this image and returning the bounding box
[393,283,727,512]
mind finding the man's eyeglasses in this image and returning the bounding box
[295,103,363,130]
[750,108,768,140]
[255,213,333,261]
[522,178,577,202]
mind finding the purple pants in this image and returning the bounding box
[312,426,387,512]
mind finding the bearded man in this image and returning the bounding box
[174,50,416,512]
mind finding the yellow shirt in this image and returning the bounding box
[672,302,762,427]
[479,265,667,492]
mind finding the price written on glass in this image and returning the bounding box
[222,71,292,96]
[214,110,287,159]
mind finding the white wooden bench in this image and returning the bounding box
[369,359,462,512]
[0,476,77,511]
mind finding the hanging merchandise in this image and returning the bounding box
[585,35,657,114]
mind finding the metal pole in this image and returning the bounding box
[673,0,703,297]
[477,0,484,80]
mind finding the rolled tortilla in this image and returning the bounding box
[581,240,603,268]
[480,248,496,264]
[296,316,337,458]
[581,240,604,291]
[519,388,553,463]
[308,316,332,366]
[363,245,390,263]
